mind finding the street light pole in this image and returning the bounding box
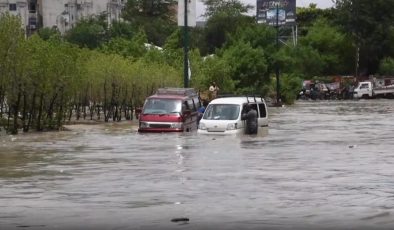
[183,0,189,88]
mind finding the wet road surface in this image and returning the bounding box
[1,100,394,230]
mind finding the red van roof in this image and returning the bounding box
[155,88,197,97]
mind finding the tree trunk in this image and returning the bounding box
[22,91,28,132]
[104,81,108,122]
[36,93,44,131]
[26,90,36,133]
[11,87,22,134]
[56,88,64,130]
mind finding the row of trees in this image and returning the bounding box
[0,15,182,134]
[2,0,394,134]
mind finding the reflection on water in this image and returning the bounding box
[1,100,394,229]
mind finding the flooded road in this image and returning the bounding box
[1,100,394,230]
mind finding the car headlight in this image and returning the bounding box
[199,122,207,130]
[139,122,148,128]
[226,123,237,130]
[171,122,183,129]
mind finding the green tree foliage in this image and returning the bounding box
[296,4,335,36]
[199,0,255,55]
[268,74,302,104]
[0,13,183,133]
[335,0,394,74]
[108,21,136,39]
[101,29,148,59]
[378,58,394,76]
[298,18,354,75]
[65,17,106,49]
[37,27,61,41]
[221,41,269,94]
[196,54,236,94]
[0,14,26,134]
[122,0,177,46]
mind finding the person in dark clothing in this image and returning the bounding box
[197,100,209,125]
[242,104,258,135]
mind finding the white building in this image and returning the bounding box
[0,0,30,30]
[0,0,125,34]
[40,0,125,34]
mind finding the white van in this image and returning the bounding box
[197,96,268,135]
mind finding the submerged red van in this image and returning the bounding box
[138,88,201,132]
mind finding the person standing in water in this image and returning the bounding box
[242,104,258,135]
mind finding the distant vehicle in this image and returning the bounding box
[353,80,394,99]
[197,96,268,135]
[138,88,201,133]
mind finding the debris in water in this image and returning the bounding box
[171,217,189,222]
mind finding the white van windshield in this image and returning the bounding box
[203,104,240,120]
[143,99,182,114]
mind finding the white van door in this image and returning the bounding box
[257,102,268,127]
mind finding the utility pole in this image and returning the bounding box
[275,3,281,106]
[183,0,189,88]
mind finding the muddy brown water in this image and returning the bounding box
[1,100,394,230]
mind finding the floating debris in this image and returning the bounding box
[171,217,189,222]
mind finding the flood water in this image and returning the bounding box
[1,100,394,230]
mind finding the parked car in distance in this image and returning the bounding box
[198,96,268,135]
[138,88,201,133]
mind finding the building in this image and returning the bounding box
[0,0,125,34]
[40,0,125,34]
[0,0,31,31]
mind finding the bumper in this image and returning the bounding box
[138,128,183,133]
[197,129,243,135]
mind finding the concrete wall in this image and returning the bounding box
[38,0,124,33]
[0,0,29,28]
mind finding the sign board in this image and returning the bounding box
[178,0,196,27]
[256,0,296,26]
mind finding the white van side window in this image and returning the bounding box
[258,103,267,118]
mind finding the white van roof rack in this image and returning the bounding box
[156,88,197,96]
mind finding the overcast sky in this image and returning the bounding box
[196,0,335,20]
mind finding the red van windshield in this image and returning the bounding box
[142,98,182,115]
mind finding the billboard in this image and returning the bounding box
[256,0,296,26]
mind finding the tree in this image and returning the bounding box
[200,0,255,54]
[65,17,106,49]
[37,27,61,41]
[298,18,353,75]
[202,0,253,18]
[221,41,269,94]
[378,58,394,76]
[101,29,148,59]
[122,0,177,46]
[335,0,394,75]
[296,5,335,36]
[0,14,26,133]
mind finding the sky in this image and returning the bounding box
[196,0,335,20]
